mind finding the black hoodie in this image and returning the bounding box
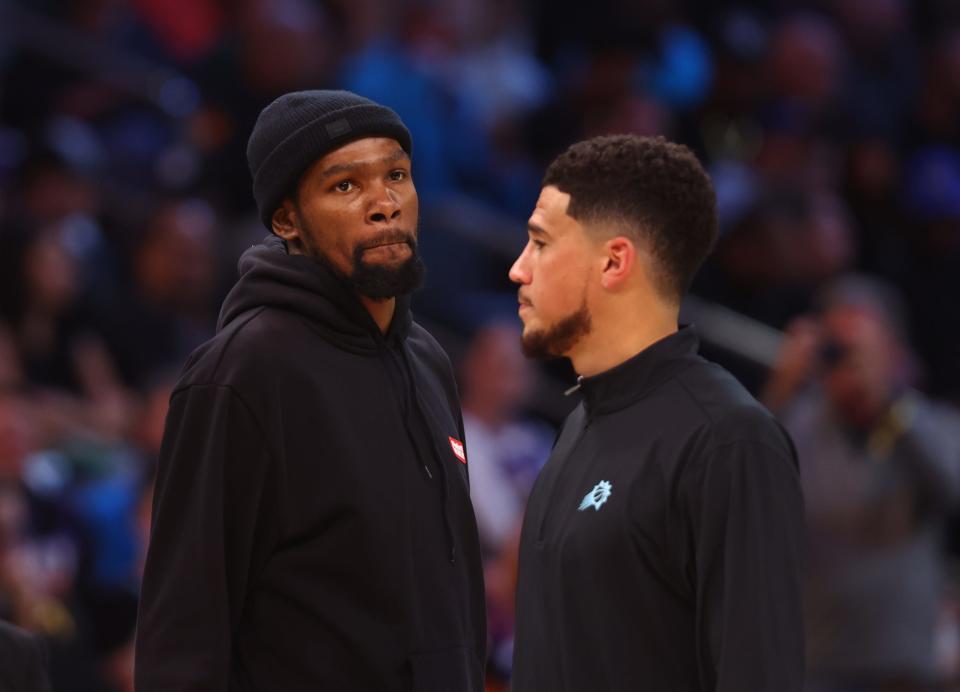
[135,237,486,692]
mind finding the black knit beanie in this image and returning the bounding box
[247,90,413,230]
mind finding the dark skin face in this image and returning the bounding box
[271,137,420,330]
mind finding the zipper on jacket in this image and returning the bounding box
[536,414,591,543]
[564,375,584,396]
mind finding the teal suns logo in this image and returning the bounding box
[578,480,613,511]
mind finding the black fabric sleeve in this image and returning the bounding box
[32,631,52,692]
[687,440,806,692]
[0,621,52,692]
[134,384,279,692]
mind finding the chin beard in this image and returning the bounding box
[347,242,426,300]
[314,235,426,300]
[521,300,592,359]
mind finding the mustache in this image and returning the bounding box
[357,229,416,251]
[518,290,531,305]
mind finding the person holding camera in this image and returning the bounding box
[763,275,960,692]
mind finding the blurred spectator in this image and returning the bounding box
[459,321,551,687]
[829,0,917,140]
[841,137,903,276]
[768,12,846,125]
[694,185,856,330]
[13,152,100,228]
[93,197,220,391]
[236,0,339,95]
[763,275,960,691]
[0,391,105,691]
[912,29,960,147]
[460,322,550,557]
[0,222,132,444]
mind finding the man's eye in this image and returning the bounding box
[389,170,406,182]
[532,240,546,249]
[335,180,354,192]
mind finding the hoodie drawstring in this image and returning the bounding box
[414,388,458,564]
[388,347,458,563]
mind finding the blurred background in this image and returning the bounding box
[0,0,959,690]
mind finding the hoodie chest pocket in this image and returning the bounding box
[408,647,482,692]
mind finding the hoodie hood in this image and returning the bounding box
[217,235,412,354]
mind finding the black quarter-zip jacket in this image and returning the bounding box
[135,236,486,692]
[512,327,804,692]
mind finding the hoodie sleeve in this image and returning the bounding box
[685,439,805,692]
[135,383,279,692]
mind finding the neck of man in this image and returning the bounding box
[359,295,396,334]
[567,293,679,378]
[285,242,398,334]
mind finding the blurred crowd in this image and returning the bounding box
[1,0,960,690]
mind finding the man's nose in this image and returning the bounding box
[509,246,530,284]
[367,185,401,224]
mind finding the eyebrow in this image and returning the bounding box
[528,222,552,238]
[319,149,410,181]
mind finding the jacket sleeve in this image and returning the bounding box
[0,621,52,692]
[686,439,806,692]
[897,400,960,512]
[135,383,279,692]
[31,629,52,692]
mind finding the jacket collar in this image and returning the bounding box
[578,325,701,418]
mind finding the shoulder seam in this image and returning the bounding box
[170,306,269,399]
[672,370,792,463]
[210,306,269,380]
[674,364,774,430]
[168,382,272,457]
[704,437,794,465]
[673,368,717,425]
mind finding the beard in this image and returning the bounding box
[346,236,425,300]
[311,228,426,300]
[520,295,592,359]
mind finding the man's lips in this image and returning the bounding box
[363,241,409,251]
[360,229,415,258]
[360,228,414,248]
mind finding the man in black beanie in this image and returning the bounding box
[135,90,486,692]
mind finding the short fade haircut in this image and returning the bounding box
[543,134,719,302]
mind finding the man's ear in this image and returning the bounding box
[600,236,636,290]
[271,199,300,245]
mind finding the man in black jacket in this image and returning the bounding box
[509,135,805,691]
[135,91,486,691]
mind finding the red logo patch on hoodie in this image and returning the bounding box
[449,437,466,464]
